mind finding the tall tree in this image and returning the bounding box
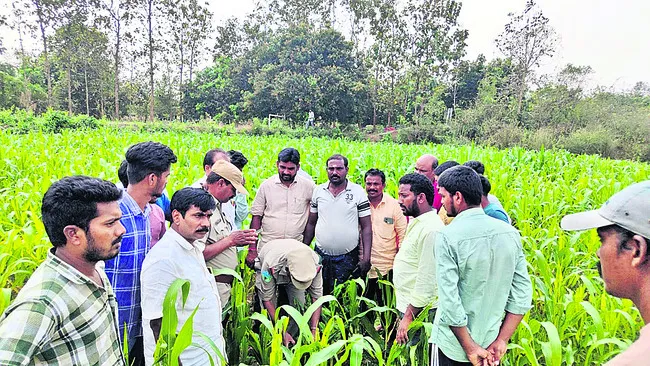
[405,0,468,120]
[496,0,557,116]
[30,0,62,107]
[102,0,134,119]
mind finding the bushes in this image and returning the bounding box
[395,125,447,144]
[2,109,102,133]
[561,128,614,157]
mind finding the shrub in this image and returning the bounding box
[561,128,614,157]
[395,125,447,144]
[41,109,73,133]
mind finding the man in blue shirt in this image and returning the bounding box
[104,141,177,366]
[479,175,509,224]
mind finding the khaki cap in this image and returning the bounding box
[211,160,248,196]
[561,180,650,238]
[286,244,318,290]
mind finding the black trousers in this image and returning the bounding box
[129,336,145,366]
[315,246,359,295]
[365,270,393,307]
[436,347,472,366]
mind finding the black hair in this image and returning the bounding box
[463,160,485,175]
[170,187,217,218]
[399,173,435,206]
[42,176,123,248]
[326,154,348,167]
[228,150,248,171]
[118,160,129,188]
[203,148,229,168]
[365,168,386,184]
[278,148,301,165]
[125,141,177,184]
[206,171,231,186]
[434,160,459,177]
[479,175,491,196]
[599,225,650,256]
[437,166,483,206]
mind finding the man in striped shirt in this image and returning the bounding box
[303,154,373,295]
[104,141,177,366]
[0,176,127,365]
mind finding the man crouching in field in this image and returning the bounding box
[0,176,127,365]
[561,181,650,365]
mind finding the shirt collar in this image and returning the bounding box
[322,180,351,191]
[165,227,196,251]
[455,207,485,219]
[273,174,297,186]
[120,190,151,217]
[410,210,436,224]
[47,248,101,287]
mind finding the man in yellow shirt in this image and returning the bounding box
[364,168,407,305]
[393,173,445,345]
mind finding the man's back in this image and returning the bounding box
[431,208,532,362]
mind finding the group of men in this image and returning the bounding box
[0,141,648,366]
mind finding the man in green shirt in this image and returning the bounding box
[393,173,445,345]
[431,166,532,366]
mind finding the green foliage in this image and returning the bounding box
[2,125,650,365]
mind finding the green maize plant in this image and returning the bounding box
[1,119,650,365]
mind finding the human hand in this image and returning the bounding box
[357,259,371,276]
[245,248,257,269]
[229,229,257,247]
[396,316,412,345]
[283,332,295,347]
[466,344,491,366]
[486,338,508,365]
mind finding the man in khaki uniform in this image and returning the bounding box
[246,148,315,268]
[256,239,323,346]
[197,160,257,309]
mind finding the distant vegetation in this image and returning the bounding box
[0,0,649,160]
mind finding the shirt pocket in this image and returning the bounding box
[292,195,310,215]
[375,219,395,242]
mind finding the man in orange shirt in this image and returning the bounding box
[364,168,407,305]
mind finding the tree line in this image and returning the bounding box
[0,0,649,160]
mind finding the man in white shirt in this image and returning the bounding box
[141,188,226,366]
[303,154,373,295]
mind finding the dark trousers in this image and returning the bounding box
[129,336,145,366]
[436,347,472,366]
[315,246,359,295]
[365,270,393,307]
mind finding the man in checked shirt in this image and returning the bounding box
[104,141,177,366]
[0,176,127,365]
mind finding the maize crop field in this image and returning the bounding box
[1,125,649,365]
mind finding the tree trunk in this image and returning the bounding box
[179,41,184,121]
[35,0,52,107]
[148,0,155,122]
[84,66,90,115]
[114,18,121,119]
[67,67,72,115]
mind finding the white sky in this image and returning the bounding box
[2,0,649,90]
